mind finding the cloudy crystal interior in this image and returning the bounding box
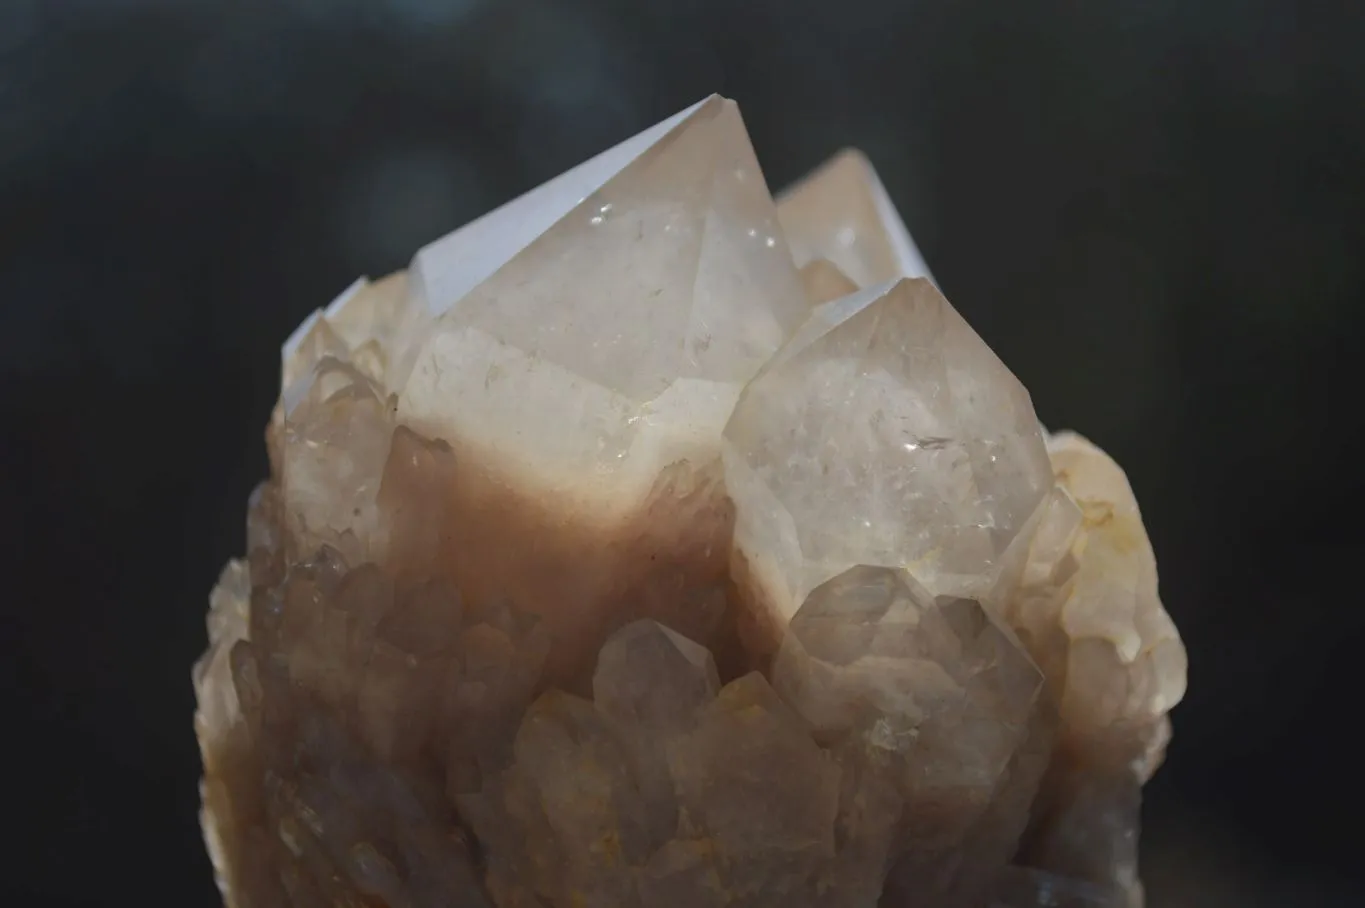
[193,95,1187,908]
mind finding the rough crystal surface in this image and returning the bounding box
[1014,432,1186,770]
[1005,432,1188,906]
[774,566,1053,907]
[194,96,1187,908]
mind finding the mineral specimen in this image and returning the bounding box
[194,95,1186,908]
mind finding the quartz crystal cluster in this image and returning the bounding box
[193,96,1186,908]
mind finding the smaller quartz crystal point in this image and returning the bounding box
[773,565,1053,907]
[281,271,408,394]
[777,148,934,288]
[195,95,1186,908]
[723,276,1052,655]
[270,273,409,565]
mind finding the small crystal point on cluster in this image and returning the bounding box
[194,96,1186,908]
[723,277,1054,659]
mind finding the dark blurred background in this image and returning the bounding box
[3,1,1363,905]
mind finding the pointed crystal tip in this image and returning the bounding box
[724,277,1052,629]
[393,94,806,511]
[778,147,934,288]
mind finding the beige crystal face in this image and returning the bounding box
[723,277,1053,628]
[195,95,1187,908]
[777,148,933,288]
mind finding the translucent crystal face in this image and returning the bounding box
[395,95,808,508]
[774,566,1044,750]
[777,148,934,288]
[723,277,1053,623]
[195,95,1187,908]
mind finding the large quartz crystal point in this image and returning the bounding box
[773,565,1053,907]
[385,95,807,672]
[722,277,1053,657]
[777,148,934,290]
